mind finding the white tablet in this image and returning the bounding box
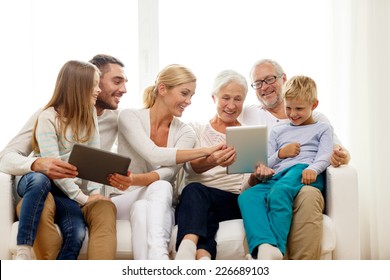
[68,144,131,185]
[226,125,268,174]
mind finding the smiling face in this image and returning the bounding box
[95,63,128,115]
[213,80,245,125]
[251,62,286,109]
[91,71,101,105]
[160,81,196,117]
[285,97,318,126]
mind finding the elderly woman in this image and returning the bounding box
[174,70,250,260]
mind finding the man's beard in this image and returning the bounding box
[95,98,117,110]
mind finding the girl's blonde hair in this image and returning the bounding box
[32,60,100,152]
[283,75,317,104]
[143,64,196,108]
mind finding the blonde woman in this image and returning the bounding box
[108,64,223,260]
[16,60,108,259]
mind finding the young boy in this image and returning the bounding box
[238,75,333,260]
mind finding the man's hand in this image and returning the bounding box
[31,158,78,180]
[85,194,111,205]
[330,145,350,167]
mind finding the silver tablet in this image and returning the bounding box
[226,125,268,174]
[68,144,131,185]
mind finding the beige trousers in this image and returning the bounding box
[284,186,325,260]
[17,193,117,260]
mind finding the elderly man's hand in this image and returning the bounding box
[330,145,350,167]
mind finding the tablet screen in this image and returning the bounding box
[68,144,131,185]
[226,125,268,174]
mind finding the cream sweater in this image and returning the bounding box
[34,107,101,205]
[184,122,249,194]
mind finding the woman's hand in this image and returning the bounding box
[248,163,275,186]
[205,143,226,156]
[108,171,133,191]
[206,146,236,167]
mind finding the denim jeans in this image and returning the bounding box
[51,184,86,260]
[17,172,86,260]
[17,172,51,246]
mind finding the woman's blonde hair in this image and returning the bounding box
[32,60,100,152]
[143,64,196,108]
[282,75,317,104]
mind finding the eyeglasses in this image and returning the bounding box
[250,74,283,90]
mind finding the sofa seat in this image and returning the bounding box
[1,165,360,260]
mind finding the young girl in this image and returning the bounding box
[15,60,108,259]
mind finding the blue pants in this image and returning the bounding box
[17,172,51,246]
[175,183,242,259]
[17,172,86,260]
[238,164,324,257]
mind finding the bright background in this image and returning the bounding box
[0,0,389,259]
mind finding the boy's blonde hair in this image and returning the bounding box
[282,75,317,104]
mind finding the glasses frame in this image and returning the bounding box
[250,74,283,90]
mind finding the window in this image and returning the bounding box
[159,0,333,124]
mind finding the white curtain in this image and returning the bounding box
[330,0,390,259]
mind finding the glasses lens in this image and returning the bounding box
[251,81,262,89]
[264,76,276,85]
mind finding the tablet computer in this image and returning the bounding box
[226,125,268,174]
[68,144,131,185]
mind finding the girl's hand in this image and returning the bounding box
[85,194,110,205]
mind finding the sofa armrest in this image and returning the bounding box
[0,172,15,259]
[325,165,360,259]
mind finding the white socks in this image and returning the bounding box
[175,239,197,260]
[15,245,32,260]
[257,243,283,260]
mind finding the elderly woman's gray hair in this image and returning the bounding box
[211,70,248,97]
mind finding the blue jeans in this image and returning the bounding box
[51,184,86,260]
[17,172,51,246]
[238,163,325,257]
[17,172,86,260]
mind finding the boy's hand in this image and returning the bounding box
[278,142,300,159]
[301,169,317,185]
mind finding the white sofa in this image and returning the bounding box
[1,165,360,260]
